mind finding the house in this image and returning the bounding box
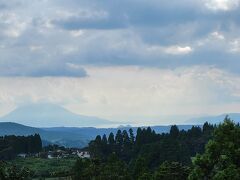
[17,153,27,158]
[77,151,90,159]
[48,154,54,159]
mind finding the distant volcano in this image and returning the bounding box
[0,103,113,127]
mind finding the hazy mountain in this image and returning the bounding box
[43,125,196,141]
[186,113,240,124]
[0,103,113,127]
[0,122,197,148]
[0,122,88,147]
[0,122,42,136]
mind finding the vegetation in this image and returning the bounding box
[0,134,42,160]
[13,157,75,178]
[0,161,31,180]
[189,118,240,179]
[72,117,240,179]
[88,122,214,166]
[0,157,76,179]
[71,121,214,179]
[1,117,240,179]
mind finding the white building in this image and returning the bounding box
[17,153,27,158]
[77,151,90,159]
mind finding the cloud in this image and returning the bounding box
[0,63,87,77]
[164,46,193,55]
[211,31,225,40]
[52,9,127,30]
[204,0,240,11]
[29,45,43,51]
[0,12,29,38]
[70,30,84,37]
[29,64,88,77]
[0,0,239,77]
[147,45,193,55]
[230,39,240,53]
[0,66,240,125]
[0,0,239,125]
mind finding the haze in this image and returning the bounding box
[0,0,240,126]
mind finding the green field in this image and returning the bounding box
[8,157,77,179]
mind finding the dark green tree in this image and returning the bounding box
[102,134,108,145]
[122,130,130,146]
[154,161,190,180]
[129,128,135,144]
[72,158,91,180]
[189,117,240,180]
[170,125,179,138]
[115,130,123,146]
[108,132,115,145]
[132,156,149,179]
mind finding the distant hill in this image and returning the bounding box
[0,122,42,136]
[1,112,239,148]
[0,103,113,127]
[0,122,197,148]
[186,113,240,124]
[0,122,88,148]
[43,125,196,141]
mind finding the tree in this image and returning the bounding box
[102,134,108,145]
[132,156,149,179]
[95,135,102,144]
[99,154,131,180]
[129,128,135,144]
[115,130,123,146]
[189,117,240,179]
[88,135,103,158]
[72,158,91,180]
[108,133,115,145]
[34,134,42,152]
[154,161,190,180]
[170,125,179,138]
[122,130,130,147]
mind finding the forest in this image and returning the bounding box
[73,117,240,179]
[0,134,42,160]
[1,117,240,179]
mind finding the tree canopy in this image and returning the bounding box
[189,117,240,179]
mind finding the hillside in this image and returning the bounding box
[0,122,88,147]
[0,122,197,148]
[43,125,197,141]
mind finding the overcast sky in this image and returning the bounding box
[0,0,240,125]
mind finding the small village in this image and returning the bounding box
[17,146,90,159]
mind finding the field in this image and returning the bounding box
[8,157,77,179]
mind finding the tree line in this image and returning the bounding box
[0,134,42,160]
[88,122,214,166]
[1,117,240,179]
[73,117,240,179]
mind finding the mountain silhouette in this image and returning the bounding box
[0,103,113,127]
[186,113,240,124]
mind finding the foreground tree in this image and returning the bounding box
[154,161,190,180]
[189,116,240,179]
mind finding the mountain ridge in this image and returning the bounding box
[0,122,88,147]
[0,122,197,147]
[186,113,240,124]
[0,103,113,127]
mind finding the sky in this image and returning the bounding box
[0,0,240,125]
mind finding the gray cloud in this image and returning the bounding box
[0,62,87,77]
[0,0,240,77]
